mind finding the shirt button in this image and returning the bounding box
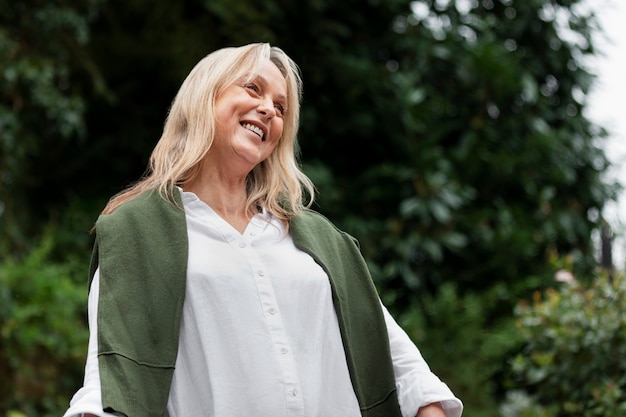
[291,389,298,397]
[268,308,276,315]
[257,270,265,276]
[281,348,288,355]
[238,242,246,248]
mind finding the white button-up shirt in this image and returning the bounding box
[64,190,463,417]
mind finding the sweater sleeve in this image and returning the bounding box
[63,269,123,417]
[381,302,463,417]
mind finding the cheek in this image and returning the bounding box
[269,119,285,143]
[213,106,233,132]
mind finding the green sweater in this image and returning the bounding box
[91,189,402,417]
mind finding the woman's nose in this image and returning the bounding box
[257,98,276,118]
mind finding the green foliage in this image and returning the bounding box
[0,0,104,252]
[0,232,89,417]
[504,272,626,416]
[395,282,524,417]
[351,0,620,309]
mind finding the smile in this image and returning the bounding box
[241,123,265,141]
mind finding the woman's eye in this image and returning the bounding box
[245,82,260,93]
[275,104,285,116]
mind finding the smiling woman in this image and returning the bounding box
[61,42,463,417]
[193,59,288,196]
[98,44,307,224]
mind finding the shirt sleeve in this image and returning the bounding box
[63,269,121,417]
[382,302,464,417]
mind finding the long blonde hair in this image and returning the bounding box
[101,43,315,221]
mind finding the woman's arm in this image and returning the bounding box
[63,270,120,417]
[417,402,446,417]
[381,301,463,417]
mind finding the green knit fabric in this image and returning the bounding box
[91,190,401,417]
[93,190,188,416]
[291,211,402,417]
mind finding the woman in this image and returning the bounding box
[64,43,463,417]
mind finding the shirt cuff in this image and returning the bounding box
[396,370,464,417]
[62,386,120,417]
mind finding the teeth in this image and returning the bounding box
[242,123,264,140]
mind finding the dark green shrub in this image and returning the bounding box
[503,272,626,416]
[0,232,89,417]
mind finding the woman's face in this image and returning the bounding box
[211,60,288,173]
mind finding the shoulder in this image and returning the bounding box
[96,189,184,234]
[290,209,360,250]
[104,189,172,216]
[93,188,188,267]
[291,208,345,235]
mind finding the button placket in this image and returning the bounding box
[239,220,305,416]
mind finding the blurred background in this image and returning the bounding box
[586,0,626,268]
[2,0,626,416]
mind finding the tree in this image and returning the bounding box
[344,0,619,310]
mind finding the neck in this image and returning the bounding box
[183,177,254,234]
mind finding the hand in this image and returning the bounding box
[416,402,446,417]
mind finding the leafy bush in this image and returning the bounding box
[0,231,89,417]
[503,272,626,416]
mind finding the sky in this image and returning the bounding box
[585,0,626,269]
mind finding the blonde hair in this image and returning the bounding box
[101,43,315,222]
